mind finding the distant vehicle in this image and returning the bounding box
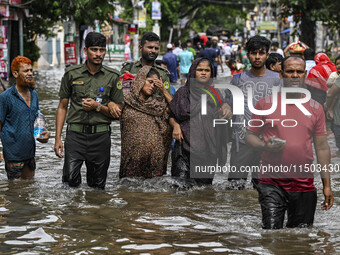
[206,26,231,38]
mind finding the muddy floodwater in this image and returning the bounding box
[0,66,340,254]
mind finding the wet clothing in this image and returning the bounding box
[120,66,172,178]
[163,52,179,83]
[169,58,229,183]
[59,63,123,125]
[249,93,325,228]
[227,70,281,187]
[121,59,171,94]
[249,93,326,192]
[257,183,317,229]
[5,158,36,180]
[0,84,39,162]
[62,129,111,189]
[171,141,214,185]
[228,141,261,189]
[59,62,123,189]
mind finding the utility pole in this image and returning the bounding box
[19,18,23,56]
[276,4,281,45]
[132,0,139,61]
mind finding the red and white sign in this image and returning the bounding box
[10,0,21,4]
[64,43,77,65]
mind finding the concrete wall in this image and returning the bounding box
[37,28,64,68]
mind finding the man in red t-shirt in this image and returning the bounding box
[246,56,333,229]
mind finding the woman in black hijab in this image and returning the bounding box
[169,58,231,185]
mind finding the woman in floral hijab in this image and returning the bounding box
[120,66,172,178]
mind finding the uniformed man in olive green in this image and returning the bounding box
[120,32,171,94]
[54,32,123,189]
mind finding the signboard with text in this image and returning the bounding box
[105,44,125,60]
[151,1,161,20]
[257,21,277,31]
[64,43,77,65]
[64,21,76,43]
[138,8,147,28]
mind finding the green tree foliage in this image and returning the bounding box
[22,0,113,40]
[21,0,113,60]
[279,0,340,49]
[24,41,40,63]
[190,5,246,36]
[118,0,252,42]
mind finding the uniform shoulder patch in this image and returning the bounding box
[65,64,83,73]
[102,65,120,75]
[163,81,170,90]
[155,64,170,75]
[122,61,133,68]
[116,80,123,90]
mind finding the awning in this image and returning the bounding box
[281,28,290,34]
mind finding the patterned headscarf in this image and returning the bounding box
[125,65,167,116]
[124,65,169,133]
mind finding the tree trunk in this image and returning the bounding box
[300,10,316,50]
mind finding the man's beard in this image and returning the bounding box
[142,50,157,62]
[18,75,35,88]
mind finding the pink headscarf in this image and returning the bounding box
[305,53,337,91]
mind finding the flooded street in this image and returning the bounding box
[1,65,340,254]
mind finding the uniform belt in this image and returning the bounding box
[68,124,110,134]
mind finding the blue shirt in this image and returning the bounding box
[177,50,194,74]
[163,52,178,83]
[198,48,218,67]
[212,46,222,67]
[0,84,39,162]
[170,85,176,97]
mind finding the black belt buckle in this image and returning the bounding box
[83,125,96,134]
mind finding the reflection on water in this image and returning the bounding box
[0,66,340,254]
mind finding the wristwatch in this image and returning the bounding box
[96,102,102,112]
